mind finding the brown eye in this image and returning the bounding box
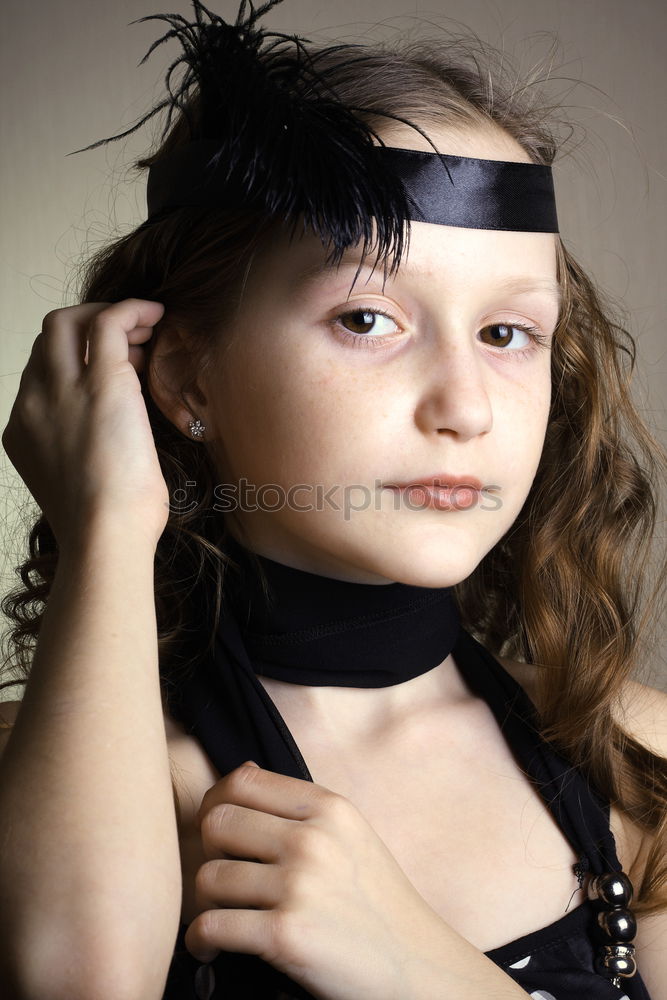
[479,323,535,349]
[336,309,400,338]
[340,310,380,334]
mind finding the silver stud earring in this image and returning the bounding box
[188,418,206,439]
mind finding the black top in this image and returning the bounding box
[163,537,652,1000]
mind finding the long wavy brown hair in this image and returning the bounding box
[2,31,667,919]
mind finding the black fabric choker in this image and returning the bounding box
[221,533,461,688]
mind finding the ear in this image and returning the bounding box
[146,324,214,441]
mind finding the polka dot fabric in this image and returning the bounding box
[486,896,649,999]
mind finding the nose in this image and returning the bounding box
[414,333,493,440]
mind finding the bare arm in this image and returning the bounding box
[0,521,181,1000]
[0,298,179,1000]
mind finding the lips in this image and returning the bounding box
[383,475,485,512]
[384,474,483,491]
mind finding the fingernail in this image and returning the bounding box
[243,760,260,768]
[193,948,217,965]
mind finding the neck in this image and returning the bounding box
[220,531,468,740]
[254,651,473,746]
[225,528,413,585]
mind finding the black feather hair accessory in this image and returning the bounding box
[71,0,559,270]
[70,0,423,273]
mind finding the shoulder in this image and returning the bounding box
[611,677,667,757]
[162,703,223,924]
[162,701,221,825]
[607,684,667,1000]
[494,655,543,709]
[0,699,21,725]
[497,654,667,759]
[0,700,22,756]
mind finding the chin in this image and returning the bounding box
[382,558,480,590]
[350,534,489,589]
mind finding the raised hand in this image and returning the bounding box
[185,762,450,1000]
[2,299,169,551]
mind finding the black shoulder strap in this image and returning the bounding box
[169,605,313,782]
[451,629,622,875]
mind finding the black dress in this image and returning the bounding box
[162,537,652,1000]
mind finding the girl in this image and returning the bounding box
[0,2,665,998]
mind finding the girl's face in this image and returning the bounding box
[201,126,560,586]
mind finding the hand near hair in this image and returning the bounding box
[185,761,453,1000]
[2,299,170,551]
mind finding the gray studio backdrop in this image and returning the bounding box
[1,0,666,692]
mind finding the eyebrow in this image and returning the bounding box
[493,275,562,307]
[296,259,563,308]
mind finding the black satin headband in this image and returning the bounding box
[146,139,559,234]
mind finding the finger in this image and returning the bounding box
[15,326,61,391]
[38,303,157,381]
[86,298,165,373]
[10,332,58,417]
[198,763,325,827]
[128,343,146,372]
[125,324,162,346]
[17,333,47,385]
[185,908,273,964]
[200,803,292,863]
[195,858,281,911]
[40,303,111,381]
